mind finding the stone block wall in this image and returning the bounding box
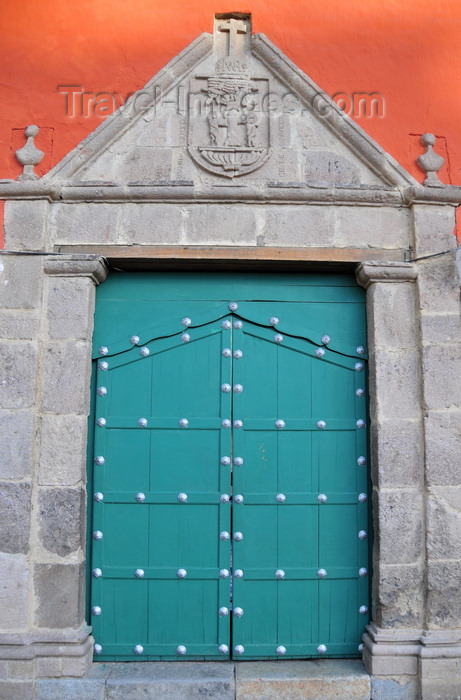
[362,265,424,633]
[413,206,461,698]
[0,249,107,698]
[414,206,461,633]
[0,253,43,633]
[0,253,41,698]
[360,205,461,699]
[1,190,461,700]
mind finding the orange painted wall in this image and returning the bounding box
[1,0,461,242]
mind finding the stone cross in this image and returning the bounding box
[218,19,247,57]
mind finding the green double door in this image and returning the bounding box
[89,273,370,661]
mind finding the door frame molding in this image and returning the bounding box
[26,252,420,675]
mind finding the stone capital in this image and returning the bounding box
[356,261,418,289]
[44,254,109,285]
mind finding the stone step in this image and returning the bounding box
[236,659,371,700]
[36,659,371,700]
[36,662,235,700]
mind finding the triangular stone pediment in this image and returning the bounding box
[44,14,416,191]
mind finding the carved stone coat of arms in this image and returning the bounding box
[188,18,271,178]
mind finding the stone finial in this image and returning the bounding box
[15,125,44,181]
[417,133,445,187]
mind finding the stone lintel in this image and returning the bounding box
[356,261,418,288]
[44,255,109,285]
[54,245,408,267]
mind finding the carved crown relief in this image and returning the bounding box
[188,17,271,177]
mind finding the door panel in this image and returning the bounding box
[89,272,369,661]
[231,316,367,659]
[91,315,231,660]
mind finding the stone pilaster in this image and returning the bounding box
[356,262,425,685]
[0,254,43,647]
[0,255,108,697]
[0,253,40,698]
[412,204,461,698]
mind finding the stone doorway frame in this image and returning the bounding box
[36,225,450,681]
[1,13,460,697]
[1,194,461,699]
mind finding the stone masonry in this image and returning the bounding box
[0,13,460,699]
